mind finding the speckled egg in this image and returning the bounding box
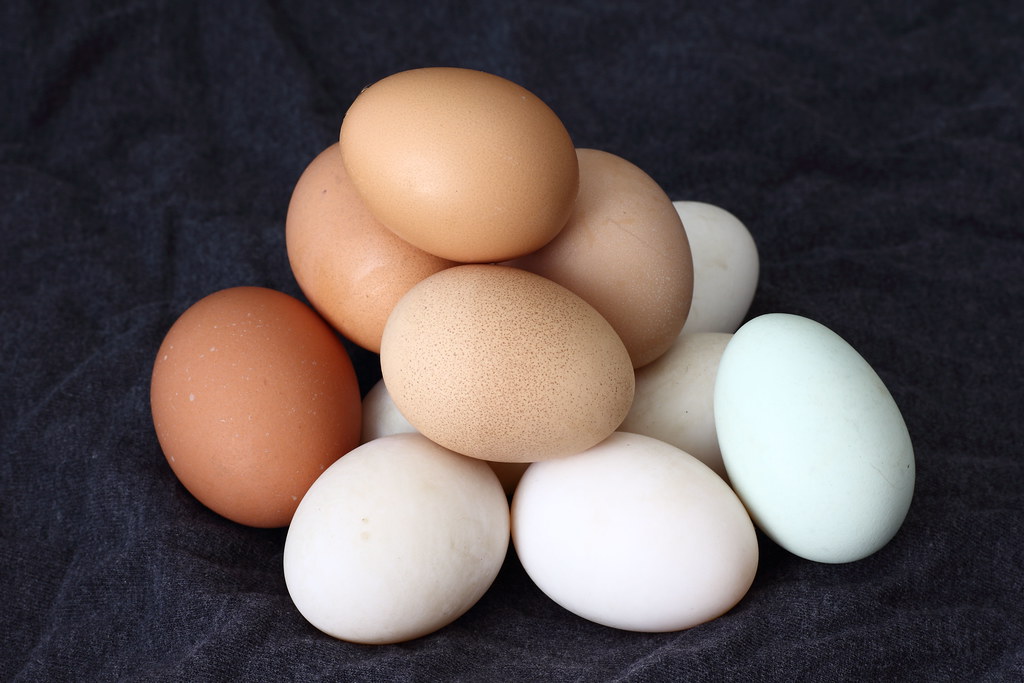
[380,265,635,462]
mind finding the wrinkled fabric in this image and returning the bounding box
[2,1,1022,680]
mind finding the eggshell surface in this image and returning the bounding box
[285,143,455,353]
[150,286,362,528]
[511,432,758,632]
[507,148,693,368]
[360,379,528,496]
[380,265,635,462]
[339,67,579,263]
[283,433,510,644]
[714,313,915,563]
[674,201,759,335]
[619,332,731,479]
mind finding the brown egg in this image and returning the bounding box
[339,67,579,263]
[150,286,362,528]
[505,148,694,368]
[286,143,455,352]
[380,265,635,463]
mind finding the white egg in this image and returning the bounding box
[511,432,758,632]
[283,433,510,644]
[674,201,759,335]
[361,379,528,497]
[619,332,731,480]
[714,313,915,564]
[361,378,416,443]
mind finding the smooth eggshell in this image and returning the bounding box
[619,332,732,480]
[714,313,915,563]
[283,433,510,644]
[150,286,362,528]
[361,379,528,497]
[339,67,579,263]
[511,432,758,632]
[674,201,759,335]
[286,142,455,352]
[507,148,693,368]
[380,265,635,462]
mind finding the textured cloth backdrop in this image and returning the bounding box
[2,1,1022,680]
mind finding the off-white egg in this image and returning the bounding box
[714,313,915,563]
[511,432,758,632]
[674,201,759,335]
[283,433,510,644]
[360,379,528,497]
[619,332,731,480]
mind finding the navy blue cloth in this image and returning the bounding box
[2,1,1022,680]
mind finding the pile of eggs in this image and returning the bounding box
[150,67,916,645]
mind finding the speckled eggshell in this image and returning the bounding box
[506,148,693,368]
[150,286,362,528]
[339,67,579,263]
[511,432,758,632]
[715,313,916,563]
[285,143,455,353]
[380,265,635,463]
[283,433,510,644]
[674,201,759,335]
[361,379,528,497]
[619,332,732,480]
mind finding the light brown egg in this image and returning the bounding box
[505,148,694,368]
[380,265,635,463]
[339,67,579,263]
[286,143,455,353]
[150,286,362,528]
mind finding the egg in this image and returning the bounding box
[511,432,758,632]
[285,143,455,353]
[674,201,759,335]
[283,433,510,644]
[339,67,579,263]
[361,379,528,497]
[150,286,362,528]
[506,148,693,368]
[380,264,635,462]
[714,313,915,563]
[619,332,731,480]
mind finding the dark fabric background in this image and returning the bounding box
[2,1,1022,680]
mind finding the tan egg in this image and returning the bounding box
[286,143,455,353]
[380,265,635,463]
[505,148,693,368]
[339,67,579,263]
[150,286,362,528]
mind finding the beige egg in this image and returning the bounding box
[505,148,693,368]
[285,143,455,353]
[380,265,635,462]
[339,67,579,263]
[619,332,732,480]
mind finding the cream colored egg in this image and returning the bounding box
[619,332,731,480]
[283,433,510,644]
[360,379,528,496]
[674,201,759,335]
[512,432,758,632]
[380,265,635,462]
